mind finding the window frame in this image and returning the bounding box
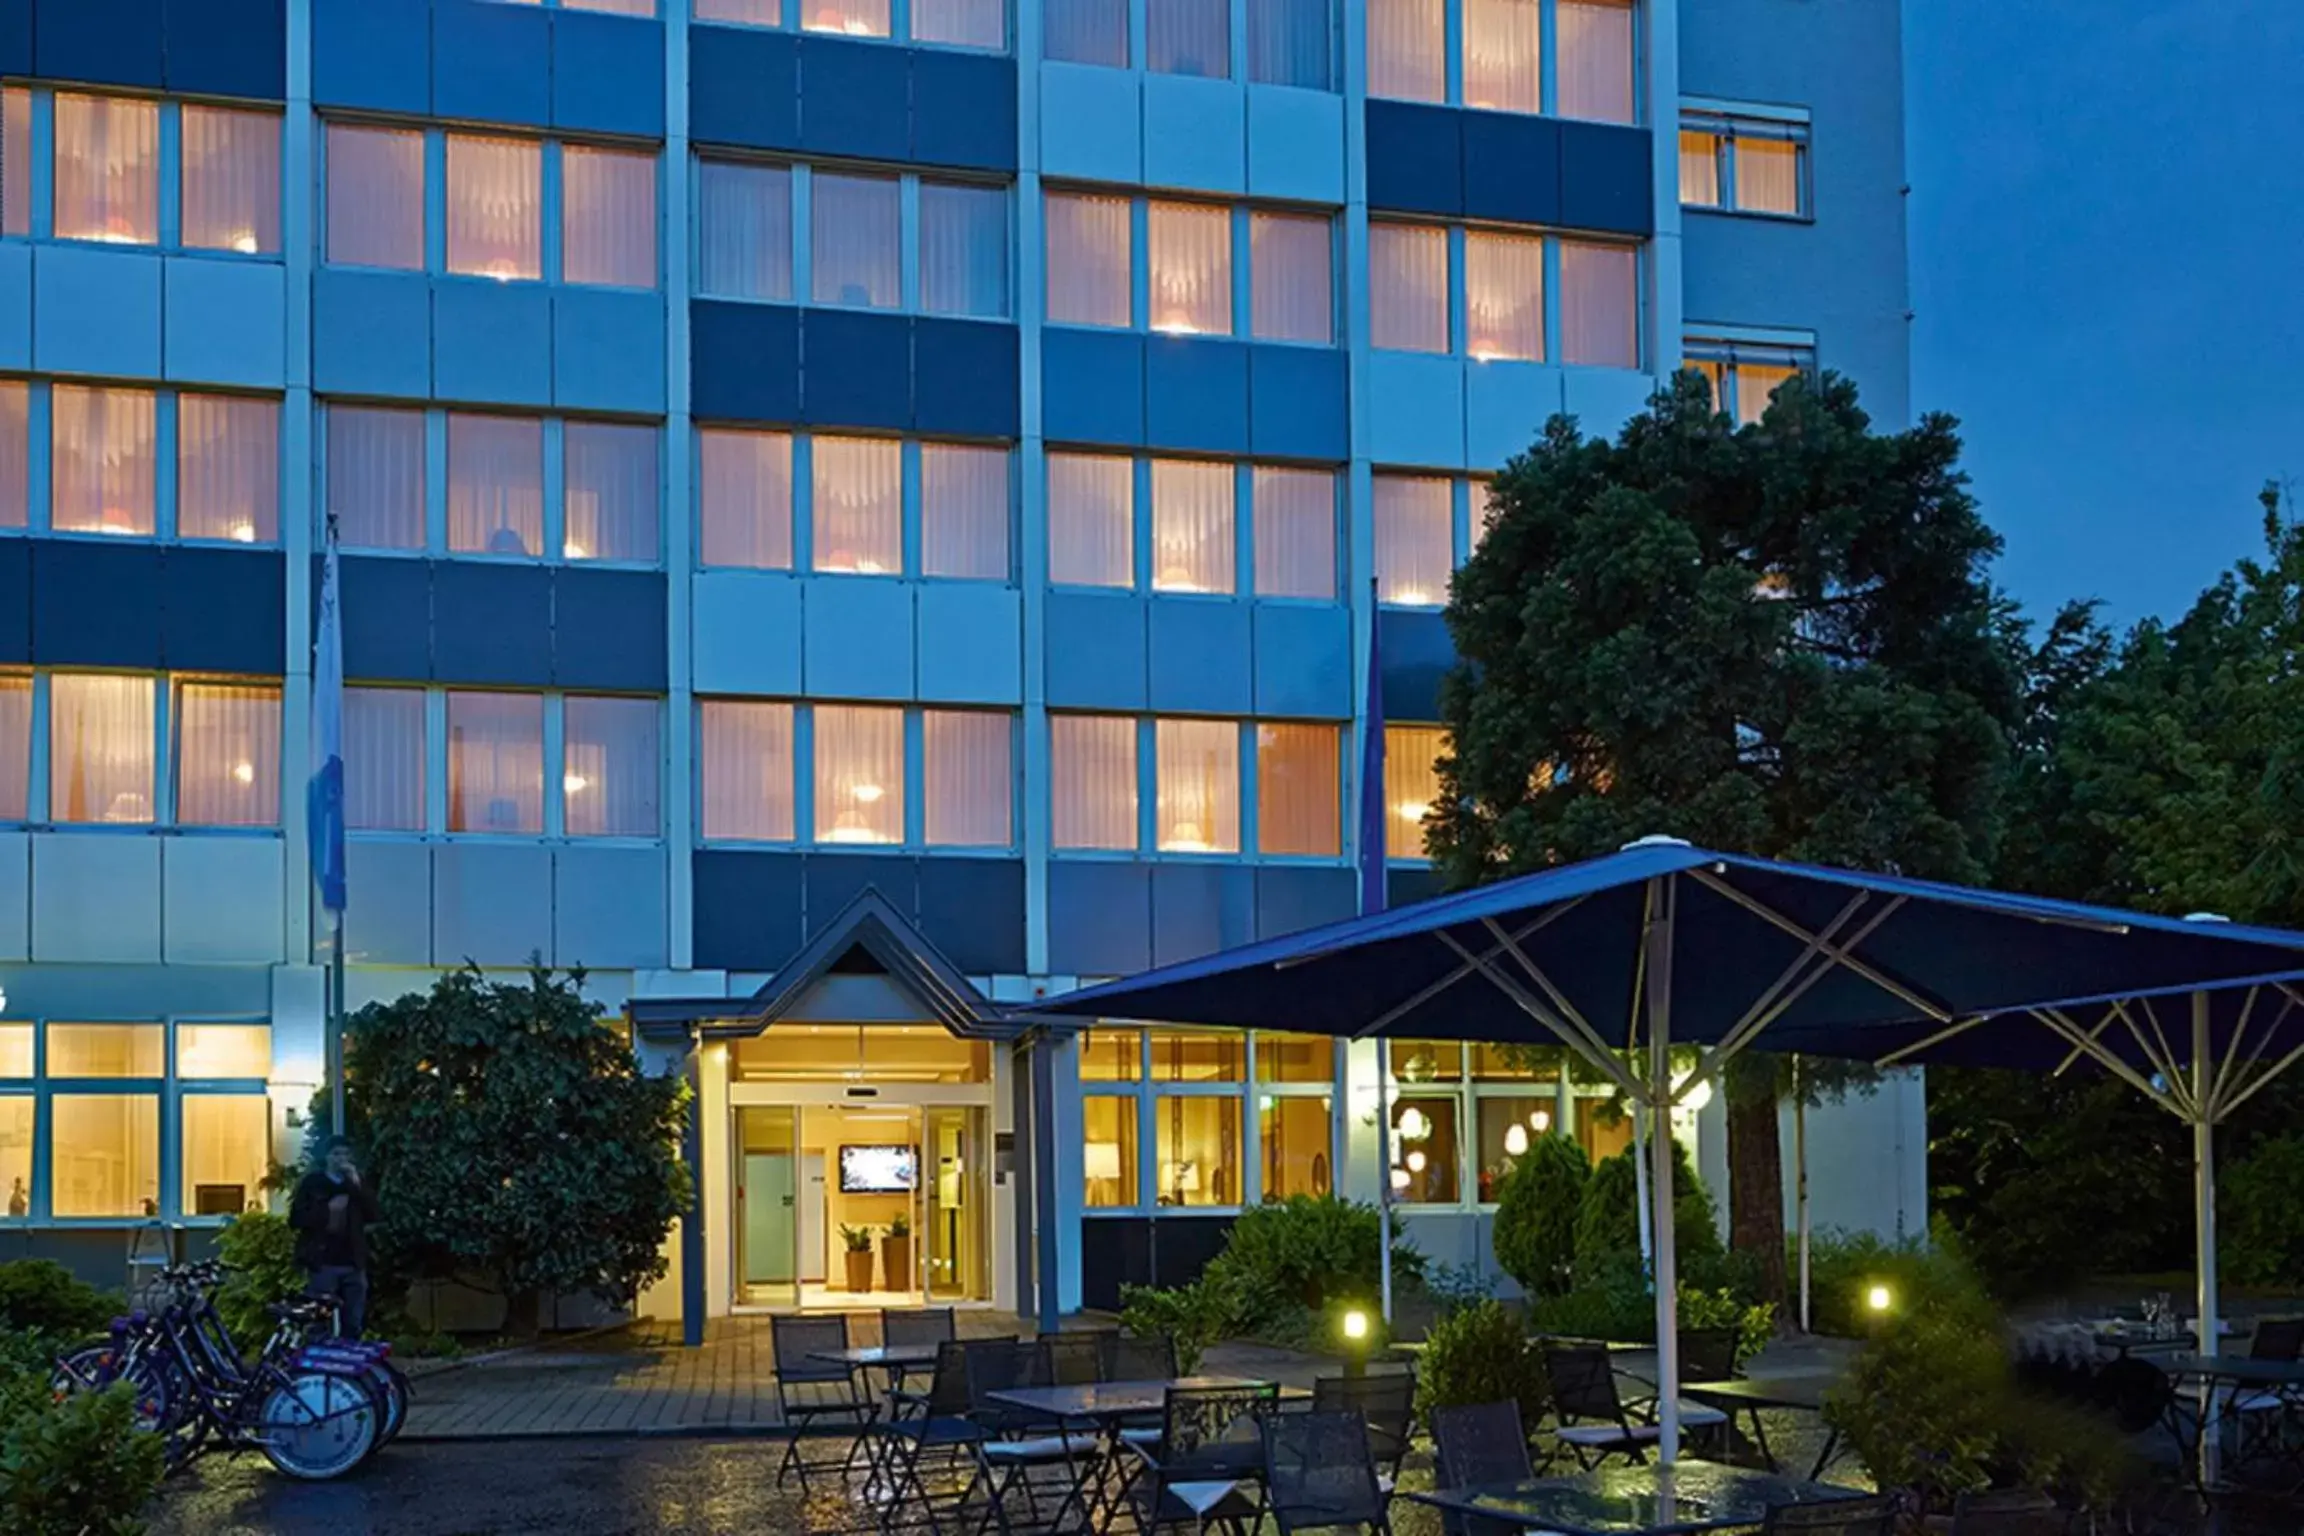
[1043,455,1340,600]
[1369,471,1489,609]
[1365,0,1640,124]
[1678,102,1812,221]
[0,670,292,835]
[692,0,1011,54]
[1047,712,1344,863]
[1383,1039,1632,1211]
[0,378,285,548]
[1043,188,1338,346]
[1681,332,1818,426]
[1368,218,1644,370]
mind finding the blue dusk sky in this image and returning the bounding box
[1906,0,2304,627]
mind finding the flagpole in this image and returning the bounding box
[329,910,346,1133]
[312,511,349,1136]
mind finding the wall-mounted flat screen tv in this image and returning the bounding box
[839,1144,918,1193]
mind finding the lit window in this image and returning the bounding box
[566,0,656,13]
[49,674,155,825]
[919,182,1009,319]
[1147,201,1231,336]
[1249,212,1332,344]
[0,1025,25,1077]
[1679,129,1723,208]
[0,1098,29,1221]
[815,704,903,845]
[182,1093,269,1218]
[1462,0,1540,113]
[179,107,281,255]
[344,687,426,831]
[1560,241,1639,367]
[328,406,426,551]
[0,380,27,530]
[811,436,901,575]
[696,160,793,302]
[1148,0,1229,77]
[1736,137,1802,216]
[1390,1093,1459,1201]
[920,443,1009,580]
[0,88,28,237]
[1251,466,1335,600]
[561,145,657,289]
[699,700,796,841]
[1373,475,1451,606]
[1156,1095,1240,1205]
[695,0,779,20]
[914,0,1006,49]
[50,384,156,538]
[52,93,159,246]
[1153,1029,1245,1081]
[1262,1094,1333,1199]
[804,0,890,36]
[1257,722,1339,855]
[697,427,793,570]
[1257,1033,1332,1083]
[1082,1095,1138,1207]
[813,174,900,308]
[1558,0,1637,124]
[1080,1028,1142,1081]
[1683,338,1812,427]
[445,134,543,282]
[1248,0,1331,88]
[1682,112,1809,217]
[1370,223,1447,354]
[1155,718,1238,853]
[1475,1094,1554,1197]
[1367,0,1444,102]
[177,395,280,545]
[1046,0,1129,66]
[1384,723,1444,858]
[1051,714,1137,851]
[50,1023,163,1077]
[446,691,545,834]
[326,124,425,270]
[175,681,281,828]
[563,421,659,562]
[563,695,659,837]
[0,673,27,821]
[1464,229,1544,361]
[924,710,1012,847]
[447,413,545,557]
[1045,191,1132,328]
[1047,452,1133,588]
[50,1094,159,1218]
[1149,460,1234,595]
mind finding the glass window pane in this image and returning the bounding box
[696,0,780,21]
[1735,137,1802,216]
[1156,1096,1240,1206]
[0,674,27,822]
[1045,0,1129,66]
[1370,224,1447,353]
[1262,1094,1333,1200]
[1256,721,1338,856]
[1391,1040,1462,1082]
[1384,723,1444,859]
[1373,474,1452,605]
[561,146,657,288]
[568,0,657,11]
[811,436,901,575]
[1561,241,1639,368]
[696,160,793,301]
[180,107,281,255]
[1154,718,1238,853]
[1249,212,1331,344]
[1045,192,1132,328]
[920,443,1009,580]
[0,89,29,237]
[1247,0,1330,89]
[1735,361,1798,426]
[50,384,156,537]
[1391,1094,1458,1203]
[326,124,424,270]
[182,1094,269,1218]
[1558,0,1637,124]
[924,710,1011,847]
[919,182,1009,319]
[0,380,25,530]
[1256,1033,1332,1084]
[50,674,154,825]
[447,413,545,556]
[1079,1029,1142,1082]
[1471,1042,1542,1081]
[913,0,1005,48]
[1577,1096,1635,1162]
[1149,459,1234,594]
[445,134,542,281]
[814,703,903,845]
[1083,1095,1138,1208]
[1147,201,1231,336]
[1679,130,1722,207]
[447,691,544,834]
[804,0,890,35]
[1148,0,1228,77]
[1475,1094,1553,1202]
[1462,0,1540,113]
[1251,466,1334,599]
[175,682,281,828]
[1051,714,1136,851]
[564,695,659,838]
[328,406,426,551]
[812,174,900,307]
[700,700,796,841]
[51,1094,159,1218]
[1047,452,1133,588]
[52,93,158,245]
[1464,229,1544,362]
[563,421,659,562]
[1152,1029,1244,1082]
[1367,0,1443,102]
[177,394,280,544]
[345,687,427,831]
[698,427,793,570]
[50,1024,164,1078]
[0,1098,28,1221]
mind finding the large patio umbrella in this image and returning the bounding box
[1039,838,2304,1464]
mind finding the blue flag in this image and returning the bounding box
[1357,585,1386,916]
[308,518,347,914]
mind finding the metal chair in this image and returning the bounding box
[1119,1381,1279,1535]
[1108,1332,1181,1381]
[1679,1325,1743,1382]
[878,1339,997,1535]
[1262,1409,1392,1535]
[2250,1317,2304,1361]
[1311,1370,1416,1491]
[769,1314,878,1491]
[882,1306,957,1391]
[1430,1400,1533,1536]
[1040,1331,1112,1387]
[1758,1494,1897,1535]
[1542,1343,1725,1468]
[961,1338,1101,1535]
[1949,1488,2067,1536]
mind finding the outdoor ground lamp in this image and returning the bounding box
[1340,1307,1370,1378]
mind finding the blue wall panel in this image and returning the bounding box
[433,282,553,406]
[1150,864,1255,966]
[433,562,553,686]
[164,258,286,388]
[916,857,1027,975]
[1144,338,1249,455]
[801,578,913,699]
[804,853,918,941]
[32,247,162,379]
[1387,866,1442,909]
[1363,101,1463,217]
[1043,591,1147,709]
[691,851,807,973]
[31,0,162,90]
[1141,74,1246,195]
[1365,350,1464,468]
[551,11,664,138]
[912,50,1018,173]
[338,557,432,681]
[915,583,1022,704]
[164,0,286,101]
[31,541,163,667]
[311,0,429,113]
[164,547,284,673]
[691,571,803,695]
[1038,62,1140,184]
[690,301,800,423]
[1461,110,1561,226]
[1376,608,1455,721]
[914,319,1020,439]
[688,24,799,151]
[433,844,554,967]
[1147,601,1252,715]
[553,845,669,969]
[343,841,431,963]
[554,568,667,690]
[554,289,666,415]
[1255,867,1355,939]
[1245,84,1345,204]
[0,0,29,78]
[1557,121,1655,237]
[1046,862,1153,976]
[432,0,550,128]
[313,270,431,399]
[799,37,910,163]
[1247,345,1348,461]
[0,541,28,663]
[1040,329,1143,447]
[800,309,911,431]
[1251,602,1350,718]
[1465,360,1563,470]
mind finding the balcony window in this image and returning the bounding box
[812,174,901,308]
[1250,466,1335,599]
[176,395,279,545]
[179,107,280,255]
[0,381,24,530]
[1557,0,1636,124]
[1462,0,1540,113]
[1560,240,1639,367]
[1373,474,1452,606]
[1370,224,1448,353]
[1147,201,1231,336]
[1051,714,1137,851]
[1464,229,1545,361]
[326,125,424,270]
[919,182,1008,319]
[923,710,1011,847]
[1149,0,1229,77]
[174,682,280,828]
[446,691,545,834]
[700,701,797,842]
[447,414,545,557]
[1154,718,1238,853]
[561,146,657,289]
[1149,459,1234,595]
[1047,453,1133,588]
[814,704,903,845]
[49,385,156,538]
[1256,722,1339,855]
[344,688,426,831]
[49,674,154,825]
[1045,192,1132,328]
[1384,724,1445,858]
[696,161,794,301]
[919,443,1009,580]
[51,93,159,246]
[698,427,794,569]
[562,695,659,837]
[811,436,902,575]
[328,406,426,551]
[1247,0,1332,88]
[1046,0,1129,67]
[445,134,542,282]
[1367,0,1445,102]
[1248,212,1332,344]
[563,421,659,562]
[0,674,27,822]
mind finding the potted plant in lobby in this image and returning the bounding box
[881,1212,913,1293]
[840,1225,876,1292]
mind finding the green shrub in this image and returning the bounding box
[1679,1284,1775,1369]
[1117,1273,1244,1376]
[1419,1260,1495,1318]
[1204,1196,1424,1327]
[1572,1143,1722,1281]
[0,1259,116,1337]
[2224,1134,2304,1287]
[1526,1254,1772,1364]
[215,1210,307,1347]
[1491,1134,1588,1298]
[0,1336,166,1536]
[1802,1223,1986,1338]
[1414,1299,1547,1434]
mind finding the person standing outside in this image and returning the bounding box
[291,1137,380,1337]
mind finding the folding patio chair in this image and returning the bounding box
[1429,1399,1533,1536]
[883,1307,958,1390]
[960,1337,1102,1536]
[1311,1369,1416,1496]
[878,1339,998,1536]
[1117,1381,1279,1536]
[1040,1331,1113,1387]
[1541,1343,1725,1468]
[1262,1409,1392,1535]
[769,1315,879,1491]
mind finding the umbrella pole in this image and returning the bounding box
[2193,992,2220,1489]
[1646,877,1682,1466]
[1795,1058,1811,1334]
[1377,1037,1394,1325]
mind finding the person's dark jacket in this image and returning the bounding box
[289,1170,381,1271]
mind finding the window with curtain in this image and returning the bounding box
[1384,723,1444,858]
[326,124,425,270]
[812,174,900,308]
[448,414,545,556]
[811,436,902,574]
[1045,0,1129,66]
[697,427,793,569]
[1,89,28,237]
[1082,1095,1138,1206]
[1684,339,1812,428]
[1557,0,1637,124]
[695,0,779,20]
[563,695,659,837]
[50,1094,159,1218]
[1256,722,1338,855]
[0,673,28,822]
[920,444,1009,580]
[0,1097,26,1221]
[804,0,890,35]
[446,134,543,281]
[1370,223,1447,353]
[0,381,29,531]
[913,0,1005,48]
[328,406,426,550]
[344,687,425,830]
[1149,459,1234,595]
[699,700,796,841]
[177,1023,272,1080]
[1560,240,1638,367]
[1679,128,1722,207]
[447,691,544,833]
[49,673,154,825]
[1732,360,1797,424]
[1373,474,1452,605]
[562,146,657,288]
[814,704,903,845]
[924,710,1011,846]
[1248,0,1330,88]
[1367,0,1444,102]
[696,160,793,301]
[179,107,281,254]
[1462,0,1540,112]
[177,395,280,544]
[1250,466,1334,599]
[49,1023,165,1078]
[1735,137,1803,215]
[1047,452,1133,588]
[1155,718,1238,853]
[1147,201,1231,336]
[1263,1093,1333,1199]
[174,682,280,827]
[1148,0,1229,77]
[1248,212,1331,344]
[50,384,156,538]
[1045,192,1132,328]
[918,182,1008,319]
[563,421,659,562]
[51,93,159,245]
[1052,714,1136,850]
[1464,229,1544,361]
[1156,1095,1240,1205]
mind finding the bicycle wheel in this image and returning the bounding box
[258,1370,379,1481]
[366,1360,410,1447]
[50,1338,122,1397]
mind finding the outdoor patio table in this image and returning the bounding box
[2161,1355,2304,1486]
[1681,1373,1847,1480]
[1400,1458,1868,1536]
[809,1344,947,1494]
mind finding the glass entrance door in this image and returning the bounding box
[736,1106,798,1306]
[923,1106,987,1302]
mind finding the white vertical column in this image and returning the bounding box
[281,0,317,968]
[664,12,697,972]
[1017,0,1051,977]
[1643,0,1684,381]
